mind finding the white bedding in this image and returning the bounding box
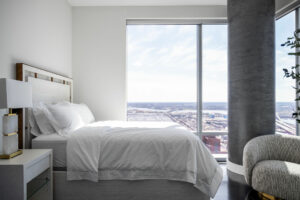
[32,134,67,168]
[66,121,223,198]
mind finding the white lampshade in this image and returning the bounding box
[0,78,32,109]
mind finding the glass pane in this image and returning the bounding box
[127,25,198,131]
[202,25,228,154]
[202,135,228,154]
[276,11,296,135]
[202,25,228,132]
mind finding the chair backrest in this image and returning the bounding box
[243,134,300,185]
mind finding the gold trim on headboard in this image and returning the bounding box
[16,63,24,149]
[16,63,73,149]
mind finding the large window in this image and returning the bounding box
[127,9,300,156]
[127,25,198,131]
[276,11,296,135]
[127,24,228,156]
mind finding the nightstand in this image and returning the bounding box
[0,149,53,200]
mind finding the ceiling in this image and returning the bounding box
[68,0,227,6]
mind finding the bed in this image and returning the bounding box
[17,63,222,200]
[32,134,67,169]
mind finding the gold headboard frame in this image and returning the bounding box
[16,63,73,149]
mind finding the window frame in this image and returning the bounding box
[126,7,300,162]
[196,24,228,161]
[126,21,229,161]
[196,24,228,137]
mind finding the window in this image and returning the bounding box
[275,11,296,135]
[201,25,228,154]
[127,25,197,131]
[127,24,228,156]
[127,9,300,155]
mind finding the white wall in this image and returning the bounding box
[0,0,72,152]
[0,0,72,79]
[72,6,227,121]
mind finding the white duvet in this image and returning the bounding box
[66,121,223,198]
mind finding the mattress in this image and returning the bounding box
[32,134,67,168]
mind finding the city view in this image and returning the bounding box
[128,102,296,154]
[276,102,296,135]
[127,19,297,154]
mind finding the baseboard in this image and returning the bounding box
[226,159,244,176]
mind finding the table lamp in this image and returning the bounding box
[0,78,32,159]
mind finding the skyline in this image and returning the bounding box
[128,101,296,135]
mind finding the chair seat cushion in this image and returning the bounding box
[252,160,300,200]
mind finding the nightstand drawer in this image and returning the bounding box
[0,149,52,200]
[25,155,50,183]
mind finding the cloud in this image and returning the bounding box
[127,25,228,102]
[128,71,196,102]
[127,17,295,103]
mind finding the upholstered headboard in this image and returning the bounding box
[16,63,73,148]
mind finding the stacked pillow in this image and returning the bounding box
[30,103,56,136]
[71,103,95,125]
[29,102,95,136]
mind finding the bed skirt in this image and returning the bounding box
[53,171,210,200]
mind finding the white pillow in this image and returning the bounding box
[28,108,42,136]
[32,104,56,135]
[71,103,95,125]
[45,103,84,136]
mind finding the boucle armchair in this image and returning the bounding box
[243,134,300,200]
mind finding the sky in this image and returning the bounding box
[127,25,198,103]
[275,11,296,102]
[127,12,295,103]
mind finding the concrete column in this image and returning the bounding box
[228,0,275,174]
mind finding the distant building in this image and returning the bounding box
[203,136,221,153]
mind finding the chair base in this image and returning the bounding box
[258,192,282,200]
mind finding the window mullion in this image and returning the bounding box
[197,24,203,137]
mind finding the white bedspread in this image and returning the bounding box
[66,121,223,198]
